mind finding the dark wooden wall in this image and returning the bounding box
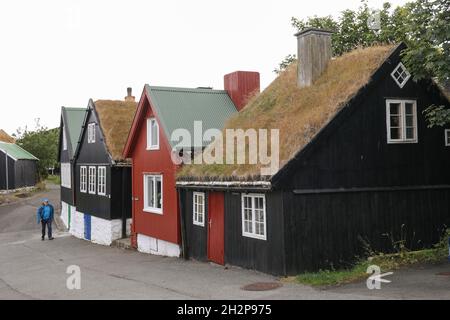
[14,160,38,188]
[224,191,285,275]
[110,166,132,220]
[283,188,450,274]
[181,190,209,261]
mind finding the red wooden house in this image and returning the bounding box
[123,72,260,257]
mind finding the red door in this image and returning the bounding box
[207,192,225,265]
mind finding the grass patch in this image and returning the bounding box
[46,175,60,185]
[297,230,449,287]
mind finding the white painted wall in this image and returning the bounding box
[137,233,181,258]
[89,216,133,246]
[60,202,69,229]
[69,210,84,239]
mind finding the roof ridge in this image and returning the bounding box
[146,84,227,94]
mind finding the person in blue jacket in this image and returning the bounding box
[37,199,54,241]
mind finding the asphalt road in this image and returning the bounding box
[0,185,449,300]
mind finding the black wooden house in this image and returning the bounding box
[0,141,39,191]
[177,30,450,275]
[72,92,137,245]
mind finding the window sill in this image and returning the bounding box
[146,147,160,151]
[242,233,267,241]
[193,222,205,227]
[387,140,418,144]
[143,208,163,215]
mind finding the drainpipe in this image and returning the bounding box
[121,167,127,239]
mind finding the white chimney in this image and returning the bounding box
[295,28,334,88]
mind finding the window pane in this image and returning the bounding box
[390,103,400,115]
[406,127,414,139]
[405,115,414,127]
[148,177,154,208]
[390,128,401,140]
[390,116,400,127]
[405,103,414,115]
[151,121,158,146]
[156,177,162,209]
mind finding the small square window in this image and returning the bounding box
[391,62,411,89]
[445,130,450,147]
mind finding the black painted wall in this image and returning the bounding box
[224,191,285,275]
[181,190,209,261]
[0,152,37,190]
[283,188,450,274]
[14,160,38,188]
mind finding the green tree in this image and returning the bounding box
[15,119,59,179]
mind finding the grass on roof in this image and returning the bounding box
[179,45,395,180]
[95,100,137,162]
[0,130,15,143]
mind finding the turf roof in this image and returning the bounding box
[94,100,137,162]
[0,130,15,143]
[179,44,396,180]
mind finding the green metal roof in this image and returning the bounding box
[62,107,86,158]
[145,85,238,148]
[0,142,39,161]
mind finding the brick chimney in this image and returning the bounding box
[295,28,334,88]
[224,71,260,111]
[125,87,135,102]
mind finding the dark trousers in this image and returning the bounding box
[41,220,52,239]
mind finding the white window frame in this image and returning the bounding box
[386,99,418,144]
[445,130,450,147]
[60,163,71,189]
[193,192,205,227]
[63,127,67,151]
[146,118,160,150]
[97,166,106,196]
[80,166,87,193]
[391,62,411,89]
[88,166,96,195]
[143,174,163,214]
[241,194,267,241]
[88,123,96,144]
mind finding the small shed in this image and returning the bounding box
[0,142,39,190]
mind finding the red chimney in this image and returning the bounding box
[224,71,260,111]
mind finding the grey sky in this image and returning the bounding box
[0,0,409,134]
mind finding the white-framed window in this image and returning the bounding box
[147,118,159,150]
[241,194,267,241]
[391,62,411,89]
[445,130,450,147]
[88,166,96,194]
[143,174,163,214]
[60,163,71,189]
[97,166,106,196]
[63,127,67,151]
[88,123,96,144]
[193,192,205,227]
[80,166,87,193]
[386,99,418,144]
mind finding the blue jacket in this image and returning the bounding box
[37,205,54,223]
